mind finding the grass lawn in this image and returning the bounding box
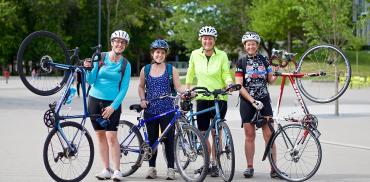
[179,50,370,86]
[344,50,370,76]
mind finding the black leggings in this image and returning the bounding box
[144,112,175,168]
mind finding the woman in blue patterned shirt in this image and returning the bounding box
[138,39,185,180]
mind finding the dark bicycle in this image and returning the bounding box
[117,94,209,182]
[17,31,107,182]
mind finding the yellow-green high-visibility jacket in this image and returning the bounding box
[186,47,233,101]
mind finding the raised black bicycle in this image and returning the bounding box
[17,31,106,182]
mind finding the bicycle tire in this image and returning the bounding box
[268,124,322,182]
[17,31,70,96]
[43,121,94,182]
[214,121,235,182]
[175,124,209,182]
[117,120,144,177]
[296,44,351,103]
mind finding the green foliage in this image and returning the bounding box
[345,50,370,76]
[0,0,26,66]
[0,0,366,75]
[297,0,354,47]
[249,0,302,43]
[163,0,251,56]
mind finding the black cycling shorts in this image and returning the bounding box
[88,96,121,131]
[196,100,227,131]
[240,96,273,123]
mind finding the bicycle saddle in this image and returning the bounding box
[129,104,143,113]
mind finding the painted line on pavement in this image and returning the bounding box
[228,126,370,151]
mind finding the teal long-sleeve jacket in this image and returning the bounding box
[86,53,131,110]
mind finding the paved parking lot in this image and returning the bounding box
[1,77,370,181]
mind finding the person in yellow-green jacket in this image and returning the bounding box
[185,26,233,177]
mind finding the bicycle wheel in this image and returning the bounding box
[175,124,209,182]
[117,120,144,177]
[163,116,187,173]
[296,44,351,103]
[268,124,322,182]
[17,31,70,96]
[214,121,235,182]
[43,121,94,182]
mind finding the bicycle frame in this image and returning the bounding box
[262,71,320,161]
[187,99,223,143]
[274,72,310,119]
[46,59,96,151]
[120,107,182,154]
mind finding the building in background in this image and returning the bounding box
[353,0,370,48]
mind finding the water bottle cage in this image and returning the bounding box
[63,89,71,105]
[64,87,77,105]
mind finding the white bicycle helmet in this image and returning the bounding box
[198,26,218,38]
[242,32,261,44]
[110,30,130,44]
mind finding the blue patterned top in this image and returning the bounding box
[146,69,174,114]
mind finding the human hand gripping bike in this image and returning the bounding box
[182,84,241,182]
[16,31,107,181]
[116,94,209,182]
[260,44,351,181]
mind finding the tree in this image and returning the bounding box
[248,0,302,54]
[0,0,26,69]
[297,0,354,47]
[104,0,172,74]
[163,0,252,60]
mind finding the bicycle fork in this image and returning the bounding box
[262,122,276,161]
[177,123,198,161]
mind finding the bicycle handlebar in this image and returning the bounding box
[190,84,241,97]
[85,44,102,71]
[270,48,298,68]
[129,94,181,113]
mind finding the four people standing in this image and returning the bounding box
[84,28,278,180]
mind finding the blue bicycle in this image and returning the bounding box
[17,31,104,182]
[182,84,241,182]
[117,95,209,182]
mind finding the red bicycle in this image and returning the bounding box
[261,44,351,181]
